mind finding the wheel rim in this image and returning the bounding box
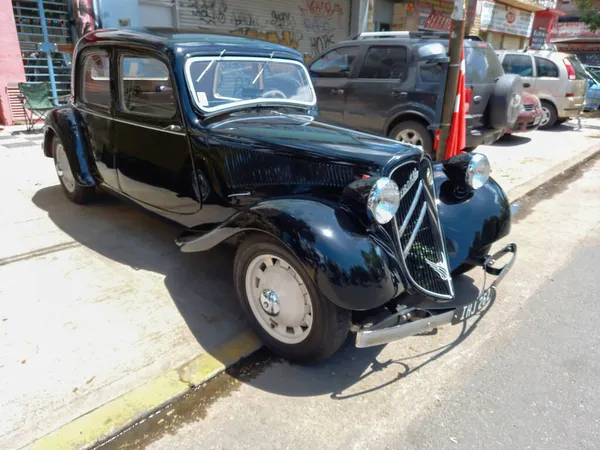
[244,254,313,344]
[540,106,551,127]
[55,143,76,193]
[395,128,424,146]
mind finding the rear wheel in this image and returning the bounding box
[390,121,434,158]
[52,136,95,204]
[234,235,350,363]
[539,101,557,129]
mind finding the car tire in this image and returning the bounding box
[390,121,434,158]
[52,136,95,204]
[539,101,558,129]
[489,74,523,130]
[452,245,492,276]
[234,234,351,364]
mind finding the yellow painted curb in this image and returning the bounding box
[29,331,262,450]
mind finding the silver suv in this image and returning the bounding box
[496,50,587,129]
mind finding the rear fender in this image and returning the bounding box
[44,108,96,186]
[179,199,404,311]
[433,164,511,271]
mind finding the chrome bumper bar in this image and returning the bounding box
[355,243,517,348]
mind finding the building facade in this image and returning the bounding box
[551,0,600,65]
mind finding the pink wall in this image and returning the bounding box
[0,0,26,125]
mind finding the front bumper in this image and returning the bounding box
[355,243,517,348]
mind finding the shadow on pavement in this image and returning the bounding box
[33,184,488,400]
[493,134,531,147]
[32,185,246,353]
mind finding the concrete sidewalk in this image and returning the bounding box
[0,118,599,450]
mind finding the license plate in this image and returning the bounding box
[533,116,541,125]
[452,287,497,324]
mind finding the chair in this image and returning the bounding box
[17,82,66,131]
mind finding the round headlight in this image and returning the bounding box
[367,177,400,224]
[466,153,490,189]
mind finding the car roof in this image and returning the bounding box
[336,37,480,47]
[77,28,304,61]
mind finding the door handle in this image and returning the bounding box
[392,90,408,98]
[164,124,182,132]
[473,95,482,104]
[330,88,344,95]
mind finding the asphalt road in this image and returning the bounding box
[102,157,600,450]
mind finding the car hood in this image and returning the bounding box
[204,112,422,175]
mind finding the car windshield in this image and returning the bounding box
[185,56,316,113]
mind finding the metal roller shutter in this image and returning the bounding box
[177,0,352,62]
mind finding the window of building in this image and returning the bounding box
[534,57,559,78]
[358,46,408,80]
[120,56,176,118]
[80,53,110,109]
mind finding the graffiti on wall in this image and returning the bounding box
[187,0,229,26]
[298,0,343,57]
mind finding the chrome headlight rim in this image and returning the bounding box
[367,177,400,225]
[466,153,490,190]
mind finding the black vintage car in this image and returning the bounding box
[43,28,516,363]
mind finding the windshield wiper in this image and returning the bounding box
[252,52,274,85]
[196,49,226,82]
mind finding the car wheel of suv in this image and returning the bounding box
[234,234,351,364]
[52,136,95,204]
[489,74,523,129]
[539,101,557,129]
[390,121,433,157]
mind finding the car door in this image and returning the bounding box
[75,49,118,188]
[309,46,360,125]
[533,56,561,98]
[343,45,413,135]
[113,52,199,214]
[500,53,535,90]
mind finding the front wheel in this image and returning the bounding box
[234,235,350,363]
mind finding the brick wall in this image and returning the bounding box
[0,0,26,125]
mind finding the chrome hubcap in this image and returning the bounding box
[396,128,423,146]
[540,107,551,127]
[245,254,313,344]
[55,143,76,193]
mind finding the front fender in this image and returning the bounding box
[44,108,95,186]
[180,199,404,311]
[433,164,511,271]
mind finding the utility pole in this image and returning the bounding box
[435,0,467,161]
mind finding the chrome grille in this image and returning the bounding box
[389,159,454,299]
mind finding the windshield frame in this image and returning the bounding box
[184,56,317,114]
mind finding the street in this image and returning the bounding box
[103,154,600,450]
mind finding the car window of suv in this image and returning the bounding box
[534,57,559,78]
[80,52,110,110]
[501,54,533,77]
[465,45,504,83]
[310,47,359,77]
[119,56,176,118]
[357,46,408,80]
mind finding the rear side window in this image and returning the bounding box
[358,46,408,80]
[310,47,359,77]
[501,54,533,77]
[534,57,559,78]
[567,57,588,80]
[119,56,176,118]
[80,53,110,109]
[465,46,504,83]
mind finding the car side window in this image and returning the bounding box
[534,57,559,78]
[119,56,176,118]
[501,54,533,77]
[358,46,408,80]
[80,52,110,109]
[310,47,359,77]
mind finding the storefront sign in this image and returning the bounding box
[419,12,452,31]
[530,26,548,49]
[479,1,534,38]
[415,0,454,31]
[552,22,600,40]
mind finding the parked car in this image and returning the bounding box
[504,91,543,135]
[43,28,516,363]
[497,49,587,129]
[584,67,600,111]
[309,31,523,157]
